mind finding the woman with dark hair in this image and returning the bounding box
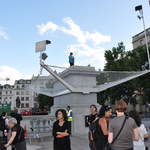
[88,104,98,126]
[92,105,112,150]
[53,109,71,150]
[129,110,148,150]
[87,104,98,150]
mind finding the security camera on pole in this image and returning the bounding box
[135,5,150,70]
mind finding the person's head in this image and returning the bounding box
[14,108,18,113]
[67,105,71,111]
[98,105,112,118]
[1,112,7,117]
[129,110,141,127]
[90,104,97,114]
[70,52,73,56]
[8,118,17,128]
[116,99,128,113]
[55,109,68,122]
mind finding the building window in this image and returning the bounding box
[10,97,12,99]
[16,91,20,95]
[26,91,29,95]
[21,103,24,108]
[140,39,144,45]
[27,80,31,84]
[26,103,29,108]
[21,97,24,101]
[26,97,29,101]
[10,91,12,94]
[6,91,8,95]
[21,91,24,95]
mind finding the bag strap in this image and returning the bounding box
[111,116,128,144]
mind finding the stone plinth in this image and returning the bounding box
[52,66,99,135]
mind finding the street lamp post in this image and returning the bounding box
[135,5,150,70]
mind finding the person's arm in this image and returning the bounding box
[57,122,71,137]
[52,123,57,137]
[142,124,149,139]
[5,131,17,147]
[133,128,139,141]
[108,119,113,143]
[108,132,113,144]
[57,130,69,137]
[132,119,139,141]
[144,133,149,138]
[99,118,108,136]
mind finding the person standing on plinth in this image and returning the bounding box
[66,106,73,132]
[69,52,74,66]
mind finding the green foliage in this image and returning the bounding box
[98,42,150,105]
[104,42,148,71]
[37,94,53,110]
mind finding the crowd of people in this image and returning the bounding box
[0,100,148,150]
[87,100,149,150]
[52,100,149,150]
[0,109,26,150]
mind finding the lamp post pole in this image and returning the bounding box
[141,9,150,70]
[135,5,150,70]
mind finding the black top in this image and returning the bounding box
[53,120,71,150]
[87,113,97,125]
[53,120,71,138]
[93,119,108,149]
[11,125,25,145]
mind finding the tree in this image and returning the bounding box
[37,94,53,110]
[104,42,148,71]
[98,42,150,107]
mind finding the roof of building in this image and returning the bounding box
[132,27,150,40]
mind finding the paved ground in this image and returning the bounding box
[7,136,150,150]
[26,136,90,150]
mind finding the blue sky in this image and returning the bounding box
[0,0,150,84]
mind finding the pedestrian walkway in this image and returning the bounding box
[7,136,150,150]
[7,145,42,150]
[27,135,89,150]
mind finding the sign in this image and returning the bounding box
[35,40,51,53]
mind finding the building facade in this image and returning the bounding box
[13,79,37,110]
[1,84,14,109]
[132,27,150,49]
[0,76,53,111]
[31,75,53,89]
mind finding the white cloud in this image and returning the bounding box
[37,22,58,35]
[66,44,106,69]
[0,66,31,85]
[37,17,111,45]
[0,30,8,40]
[37,17,111,69]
